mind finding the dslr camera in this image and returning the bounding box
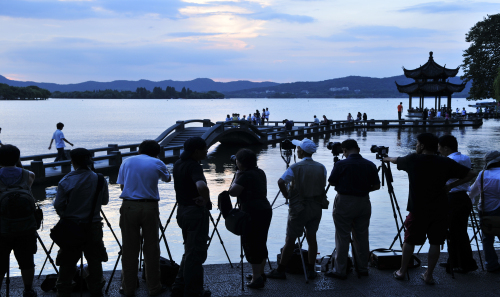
[280,139,296,151]
[327,142,343,156]
[230,155,237,164]
[370,145,389,159]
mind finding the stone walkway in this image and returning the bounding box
[2,251,499,297]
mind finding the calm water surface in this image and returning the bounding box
[0,98,498,276]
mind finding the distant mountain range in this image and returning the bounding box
[0,74,471,98]
[0,75,279,93]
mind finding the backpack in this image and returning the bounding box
[0,169,37,236]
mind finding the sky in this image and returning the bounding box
[0,0,499,84]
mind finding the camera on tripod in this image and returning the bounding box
[370,145,389,159]
[327,142,343,156]
[230,155,237,164]
[280,139,296,151]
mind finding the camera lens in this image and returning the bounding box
[230,155,237,163]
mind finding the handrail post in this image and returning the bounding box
[203,119,212,127]
[159,146,166,160]
[109,151,122,167]
[175,121,185,132]
[107,144,118,155]
[173,147,181,157]
[31,161,45,179]
[215,121,225,133]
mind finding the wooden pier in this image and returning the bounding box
[21,117,483,200]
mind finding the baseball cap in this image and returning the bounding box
[291,139,316,154]
[181,137,207,159]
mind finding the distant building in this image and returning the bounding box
[301,90,309,94]
[354,89,361,94]
[329,87,349,92]
[266,90,275,93]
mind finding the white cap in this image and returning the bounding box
[292,139,316,154]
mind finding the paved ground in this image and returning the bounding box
[2,251,500,297]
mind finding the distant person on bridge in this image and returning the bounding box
[363,113,368,121]
[232,113,239,127]
[312,115,320,126]
[117,140,171,297]
[265,108,270,123]
[225,114,231,122]
[462,108,467,119]
[398,102,403,120]
[48,122,74,162]
[171,137,211,297]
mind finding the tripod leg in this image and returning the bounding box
[36,233,58,274]
[296,237,309,284]
[38,241,55,279]
[416,239,426,255]
[207,212,222,248]
[389,225,405,250]
[139,231,143,272]
[159,202,177,244]
[6,253,9,297]
[158,223,173,262]
[105,251,121,294]
[101,210,122,249]
[80,250,84,297]
[240,237,244,291]
[208,213,233,268]
[469,212,485,271]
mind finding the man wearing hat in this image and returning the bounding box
[171,137,211,297]
[53,148,109,297]
[117,140,171,296]
[327,139,380,279]
[469,151,500,273]
[267,138,327,280]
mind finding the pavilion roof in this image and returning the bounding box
[395,81,466,96]
[402,52,460,79]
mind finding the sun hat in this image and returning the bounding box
[484,150,500,170]
[291,139,317,154]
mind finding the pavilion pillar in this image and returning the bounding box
[409,96,412,109]
[435,96,437,110]
[438,96,441,109]
[447,95,452,111]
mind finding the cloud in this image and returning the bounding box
[167,32,223,37]
[0,0,187,19]
[313,26,440,42]
[398,1,500,14]
[245,11,315,23]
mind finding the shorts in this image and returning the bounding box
[286,203,322,239]
[0,232,37,270]
[404,212,447,245]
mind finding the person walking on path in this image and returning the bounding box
[171,137,211,297]
[383,133,474,285]
[437,135,478,274]
[326,139,380,279]
[398,102,403,120]
[53,148,109,297]
[469,151,500,273]
[48,122,73,162]
[117,140,171,297]
[0,145,37,297]
[266,139,328,280]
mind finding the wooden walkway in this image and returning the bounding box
[21,117,483,200]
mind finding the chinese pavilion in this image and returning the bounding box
[395,51,466,115]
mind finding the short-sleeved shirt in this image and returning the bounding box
[117,154,170,201]
[397,153,470,215]
[52,129,66,148]
[446,152,471,193]
[285,121,293,130]
[173,156,207,206]
[234,168,270,207]
[328,154,380,197]
[0,167,23,186]
[398,105,403,112]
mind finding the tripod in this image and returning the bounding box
[271,145,295,208]
[378,160,410,280]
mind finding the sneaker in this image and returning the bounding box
[23,289,37,297]
[265,269,286,279]
[149,285,168,296]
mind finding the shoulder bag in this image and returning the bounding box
[479,171,500,237]
[50,174,105,248]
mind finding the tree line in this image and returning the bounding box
[0,84,51,100]
[50,86,225,99]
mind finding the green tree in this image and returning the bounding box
[461,13,500,100]
[494,67,500,101]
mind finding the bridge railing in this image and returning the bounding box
[156,119,214,143]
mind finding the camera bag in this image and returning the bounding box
[50,174,104,249]
[276,244,308,274]
[142,256,180,286]
[369,249,420,270]
[225,208,250,236]
[480,172,500,237]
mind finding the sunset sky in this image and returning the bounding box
[0,0,498,84]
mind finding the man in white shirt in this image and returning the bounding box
[117,140,171,296]
[265,108,270,123]
[312,115,320,126]
[438,135,477,274]
[462,108,467,119]
[48,122,73,161]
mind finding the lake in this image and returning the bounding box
[1,98,498,276]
